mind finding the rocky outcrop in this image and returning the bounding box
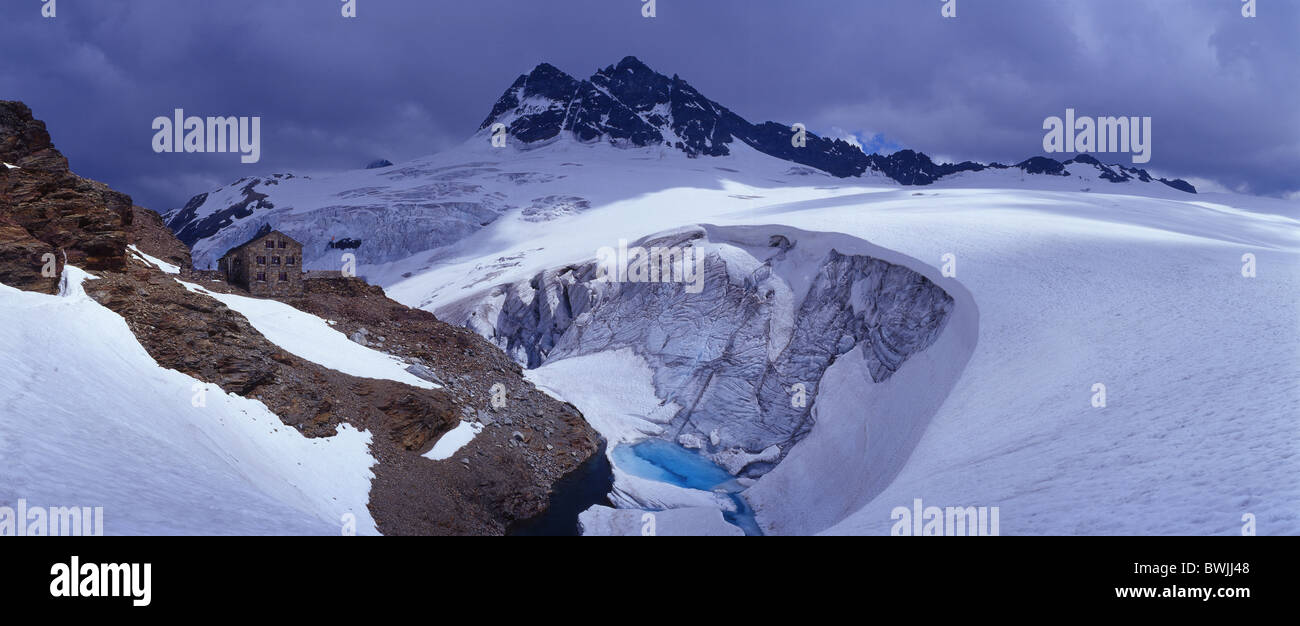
[0,101,132,292]
[85,268,459,446]
[446,225,954,477]
[480,57,1197,191]
[129,205,191,269]
[0,101,68,171]
[166,175,282,248]
[0,99,605,535]
[88,263,603,535]
[0,213,58,293]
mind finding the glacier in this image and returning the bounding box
[366,139,1298,536]
[439,223,964,480]
[154,57,1299,536]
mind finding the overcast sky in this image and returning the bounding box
[2,0,1296,211]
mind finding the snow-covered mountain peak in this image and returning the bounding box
[165,57,1213,277]
[475,58,1198,192]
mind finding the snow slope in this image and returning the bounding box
[381,141,1299,535]
[170,124,1202,284]
[807,195,1300,536]
[168,56,1197,282]
[179,281,438,390]
[128,245,179,274]
[378,139,1220,304]
[421,420,484,461]
[0,268,378,535]
[526,348,678,447]
[525,349,733,515]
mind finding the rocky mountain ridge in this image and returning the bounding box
[482,56,1197,191]
[0,101,606,535]
[0,101,133,292]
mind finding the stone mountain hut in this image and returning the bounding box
[217,229,304,296]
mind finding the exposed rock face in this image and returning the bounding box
[0,101,133,292]
[282,278,602,535]
[88,263,602,535]
[85,268,458,447]
[0,101,68,171]
[166,175,285,248]
[0,99,605,535]
[480,57,1196,191]
[129,205,192,269]
[481,57,864,169]
[0,213,58,293]
[446,225,954,476]
[1016,156,1069,176]
[168,58,1194,279]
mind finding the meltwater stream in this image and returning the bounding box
[612,439,763,536]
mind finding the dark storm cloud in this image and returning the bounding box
[1,0,1295,211]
